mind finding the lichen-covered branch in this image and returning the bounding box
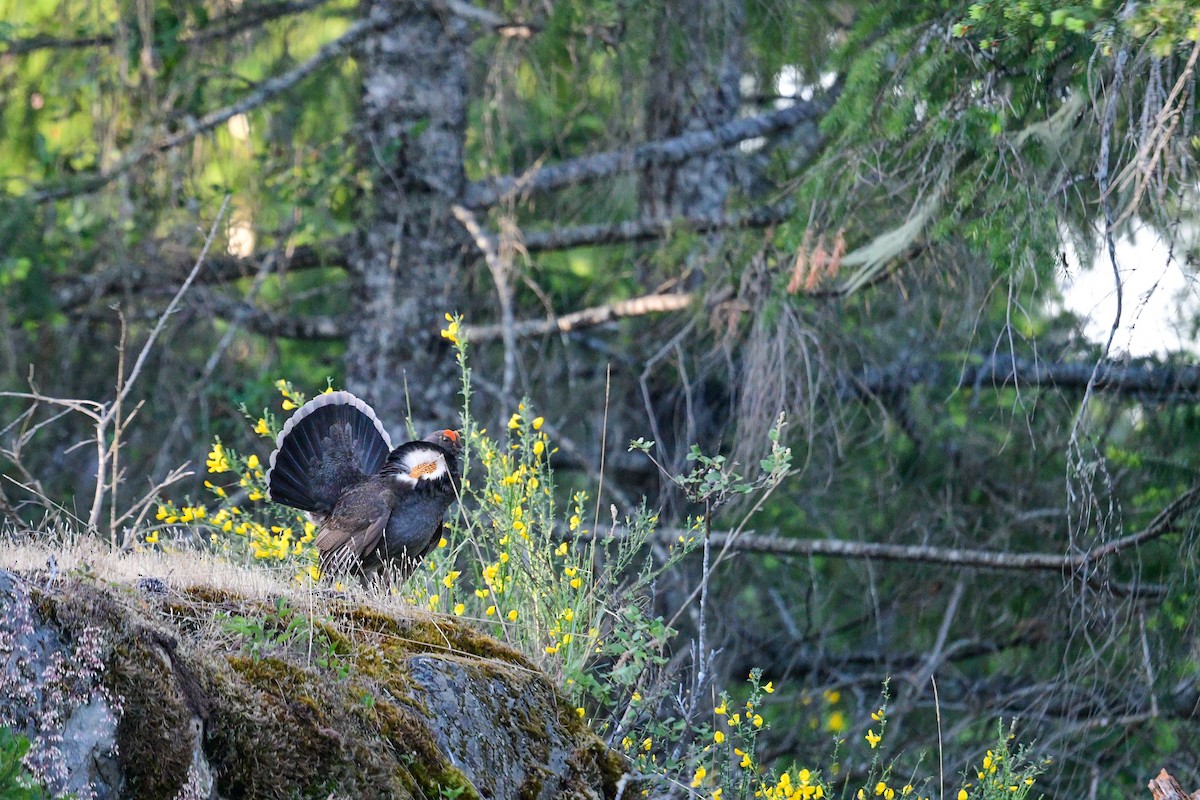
[520,202,791,252]
[463,95,834,208]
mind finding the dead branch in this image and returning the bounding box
[2,0,335,56]
[519,203,792,252]
[50,236,347,313]
[849,353,1200,403]
[1,31,115,56]
[575,480,1197,597]
[85,197,231,531]
[192,287,348,339]
[1111,39,1200,227]
[184,0,336,47]
[452,205,519,396]
[663,501,1192,575]
[461,292,694,344]
[463,94,834,208]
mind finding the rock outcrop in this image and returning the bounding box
[0,568,621,799]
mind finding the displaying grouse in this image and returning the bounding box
[265,390,462,581]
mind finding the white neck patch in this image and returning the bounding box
[391,445,448,486]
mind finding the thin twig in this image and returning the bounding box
[452,204,518,399]
[86,196,231,529]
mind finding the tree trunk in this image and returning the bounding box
[640,0,744,223]
[345,0,468,437]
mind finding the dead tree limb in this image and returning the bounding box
[2,0,335,56]
[1,31,115,56]
[520,202,792,252]
[463,95,833,208]
[849,353,1200,403]
[460,292,695,343]
[574,482,1199,597]
[51,236,347,312]
[697,479,1197,575]
[190,288,348,340]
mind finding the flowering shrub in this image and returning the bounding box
[148,314,1048,799]
[406,315,698,705]
[152,380,323,581]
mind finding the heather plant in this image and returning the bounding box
[0,581,121,800]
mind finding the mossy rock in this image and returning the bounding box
[0,568,622,800]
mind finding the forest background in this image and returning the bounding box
[2,0,1200,797]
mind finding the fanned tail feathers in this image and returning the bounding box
[267,391,393,513]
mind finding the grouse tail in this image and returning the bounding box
[267,391,393,513]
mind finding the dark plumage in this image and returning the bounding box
[265,391,462,582]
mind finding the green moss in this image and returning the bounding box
[333,603,532,666]
[12,574,620,800]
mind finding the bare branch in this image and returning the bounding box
[519,202,792,252]
[848,353,1200,403]
[452,204,519,396]
[463,95,834,208]
[669,501,1192,576]
[575,482,1199,597]
[184,0,336,47]
[2,0,508,58]
[110,199,231,416]
[439,0,507,28]
[192,287,348,340]
[460,292,695,343]
[86,197,231,529]
[1,32,114,56]
[51,236,348,312]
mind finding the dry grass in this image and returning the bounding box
[0,524,441,625]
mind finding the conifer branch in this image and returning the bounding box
[2,0,334,57]
[52,237,348,311]
[192,289,348,340]
[28,11,399,204]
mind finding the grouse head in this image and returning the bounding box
[425,429,462,454]
[381,429,462,488]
